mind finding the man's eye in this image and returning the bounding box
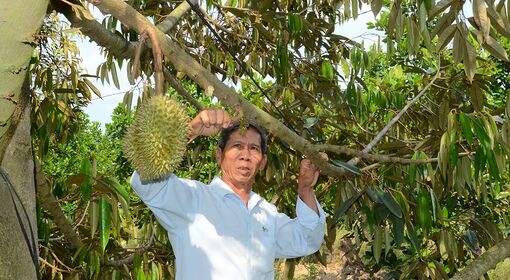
[250,146,260,151]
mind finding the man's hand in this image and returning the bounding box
[297,153,328,214]
[189,109,232,141]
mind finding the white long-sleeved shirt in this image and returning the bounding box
[131,172,325,280]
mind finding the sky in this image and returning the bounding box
[81,5,381,127]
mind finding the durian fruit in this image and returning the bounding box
[123,95,190,182]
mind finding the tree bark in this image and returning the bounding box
[0,0,48,162]
[0,106,38,279]
[0,1,48,277]
[450,238,510,280]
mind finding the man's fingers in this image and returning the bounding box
[319,152,329,161]
[200,110,211,127]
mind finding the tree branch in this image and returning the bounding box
[163,68,203,110]
[60,0,448,178]
[158,0,197,34]
[450,238,510,280]
[346,64,441,167]
[102,220,155,267]
[35,158,83,249]
[316,144,474,164]
[68,0,346,177]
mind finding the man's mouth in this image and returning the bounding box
[238,166,251,175]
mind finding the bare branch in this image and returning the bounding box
[317,144,474,164]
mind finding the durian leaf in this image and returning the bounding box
[99,197,111,252]
[89,200,99,238]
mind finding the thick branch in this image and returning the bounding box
[158,0,197,34]
[76,0,346,177]
[52,0,137,58]
[35,159,83,248]
[64,0,450,177]
[450,238,510,280]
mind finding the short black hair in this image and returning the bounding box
[218,122,268,154]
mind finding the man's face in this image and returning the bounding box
[215,128,267,189]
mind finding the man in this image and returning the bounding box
[131,109,326,280]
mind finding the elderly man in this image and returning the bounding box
[131,109,326,280]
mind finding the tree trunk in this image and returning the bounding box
[0,1,48,278]
[0,106,38,279]
[0,0,48,161]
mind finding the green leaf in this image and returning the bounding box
[389,213,404,246]
[110,62,120,89]
[448,142,458,168]
[330,159,361,176]
[459,113,473,145]
[438,132,449,178]
[374,203,390,224]
[474,146,486,180]
[429,0,454,18]
[472,118,490,149]
[373,226,383,263]
[150,263,159,280]
[417,187,432,235]
[89,200,99,238]
[485,148,500,180]
[408,151,422,186]
[83,78,102,98]
[288,14,303,35]
[99,197,111,252]
[331,190,364,226]
[406,221,421,255]
[436,24,456,52]
[321,60,334,80]
[371,0,383,17]
[430,188,438,222]
[381,192,402,218]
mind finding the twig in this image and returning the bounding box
[103,220,156,267]
[73,201,90,230]
[39,257,74,273]
[362,65,441,154]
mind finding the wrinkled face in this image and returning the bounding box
[215,128,267,189]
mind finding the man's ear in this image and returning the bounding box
[259,155,267,171]
[215,147,223,166]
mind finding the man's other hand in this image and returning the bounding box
[189,109,232,141]
[297,152,328,214]
[298,152,328,190]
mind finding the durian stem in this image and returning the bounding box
[164,69,203,111]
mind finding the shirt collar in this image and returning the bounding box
[210,176,263,210]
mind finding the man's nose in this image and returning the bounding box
[239,148,252,161]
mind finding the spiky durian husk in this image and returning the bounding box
[123,95,190,182]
